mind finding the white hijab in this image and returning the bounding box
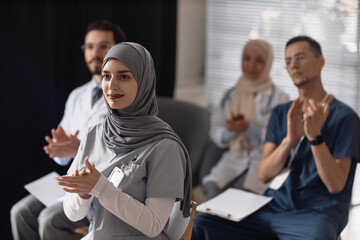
[229,39,273,155]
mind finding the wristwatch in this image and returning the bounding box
[309,135,324,145]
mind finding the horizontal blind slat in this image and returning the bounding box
[206,0,359,109]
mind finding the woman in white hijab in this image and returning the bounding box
[56,42,192,239]
[202,39,289,199]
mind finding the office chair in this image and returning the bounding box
[167,201,197,240]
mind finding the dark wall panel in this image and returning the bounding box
[0,1,176,239]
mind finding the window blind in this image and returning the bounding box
[205,0,359,111]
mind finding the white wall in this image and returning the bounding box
[176,0,206,87]
[174,0,207,107]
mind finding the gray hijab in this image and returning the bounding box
[102,42,192,217]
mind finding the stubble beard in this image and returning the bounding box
[91,66,102,75]
[88,57,103,75]
[293,76,315,88]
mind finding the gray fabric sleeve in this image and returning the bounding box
[146,139,185,200]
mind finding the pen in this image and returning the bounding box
[123,155,137,166]
[205,208,232,219]
[130,155,137,162]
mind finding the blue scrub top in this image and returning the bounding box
[264,98,360,229]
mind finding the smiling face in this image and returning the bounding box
[101,59,138,109]
[242,48,266,81]
[285,41,324,88]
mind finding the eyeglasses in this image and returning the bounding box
[81,43,112,53]
[285,54,308,67]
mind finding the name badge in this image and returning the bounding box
[108,167,125,188]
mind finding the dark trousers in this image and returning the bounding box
[192,204,340,240]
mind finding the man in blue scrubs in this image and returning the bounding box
[192,36,360,240]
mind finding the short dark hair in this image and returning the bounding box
[286,35,322,56]
[85,19,126,43]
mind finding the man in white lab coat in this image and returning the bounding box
[10,19,126,240]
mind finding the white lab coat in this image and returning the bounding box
[203,85,289,194]
[54,80,107,166]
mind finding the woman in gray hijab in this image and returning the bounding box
[56,42,192,239]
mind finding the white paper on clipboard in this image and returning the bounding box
[24,171,65,207]
[197,188,272,222]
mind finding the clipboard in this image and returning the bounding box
[201,208,242,222]
[24,171,65,207]
[197,188,272,222]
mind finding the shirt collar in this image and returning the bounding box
[91,77,102,96]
